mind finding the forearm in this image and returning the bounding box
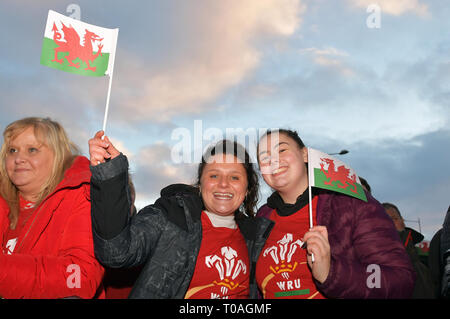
[90,153,131,239]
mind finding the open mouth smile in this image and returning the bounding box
[213,192,234,200]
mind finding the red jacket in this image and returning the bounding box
[0,156,105,299]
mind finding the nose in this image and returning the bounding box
[270,154,280,169]
[218,175,229,188]
[13,151,26,164]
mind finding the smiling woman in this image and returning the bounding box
[254,128,416,299]
[89,134,271,298]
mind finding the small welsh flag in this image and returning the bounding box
[308,148,367,202]
[40,10,118,77]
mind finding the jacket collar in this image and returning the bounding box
[53,156,90,193]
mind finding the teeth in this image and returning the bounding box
[214,192,233,198]
[272,167,287,174]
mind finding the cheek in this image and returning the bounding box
[5,156,14,173]
[260,173,272,185]
[234,181,248,199]
[33,155,54,178]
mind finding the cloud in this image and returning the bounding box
[299,46,354,76]
[348,0,429,17]
[113,0,305,122]
[131,142,197,199]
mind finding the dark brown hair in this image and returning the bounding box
[256,128,306,163]
[196,140,259,218]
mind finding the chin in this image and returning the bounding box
[213,209,236,216]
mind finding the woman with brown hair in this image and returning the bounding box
[255,128,415,299]
[0,117,104,298]
[89,131,262,298]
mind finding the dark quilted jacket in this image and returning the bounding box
[257,190,416,298]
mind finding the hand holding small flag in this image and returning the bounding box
[303,226,331,284]
[88,131,120,166]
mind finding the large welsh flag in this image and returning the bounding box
[308,148,367,202]
[40,10,118,77]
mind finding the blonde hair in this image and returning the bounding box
[0,117,80,229]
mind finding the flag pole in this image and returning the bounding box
[101,28,119,134]
[307,147,315,263]
[102,74,113,133]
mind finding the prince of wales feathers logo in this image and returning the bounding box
[185,246,247,299]
[40,10,118,77]
[264,233,303,279]
[308,148,367,202]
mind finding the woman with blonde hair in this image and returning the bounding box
[0,117,104,298]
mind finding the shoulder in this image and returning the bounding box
[151,183,203,229]
[256,204,273,218]
[317,190,394,232]
[61,156,91,185]
[319,190,386,216]
[54,156,91,197]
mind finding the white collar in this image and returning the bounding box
[204,210,237,229]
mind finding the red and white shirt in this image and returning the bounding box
[185,211,249,299]
[3,197,35,255]
[256,196,325,299]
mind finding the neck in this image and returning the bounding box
[19,190,39,203]
[278,178,308,204]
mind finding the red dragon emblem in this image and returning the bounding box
[319,158,358,193]
[51,22,103,72]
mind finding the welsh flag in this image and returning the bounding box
[40,10,118,77]
[308,148,367,202]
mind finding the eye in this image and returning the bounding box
[259,156,270,164]
[231,176,240,181]
[279,148,287,153]
[28,147,39,153]
[8,148,17,154]
[210,174,218,178]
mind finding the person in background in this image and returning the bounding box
[383,202,435,298]
[255,128,415,299]
[103,177,143,299]
[0,117,104,298]
[88,133,261,299]
[359,176,371,194]
[428,205,450,298]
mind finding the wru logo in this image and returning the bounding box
[205,246,247,295]
[263,233,303,279]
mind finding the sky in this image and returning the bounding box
[1,0,449,240]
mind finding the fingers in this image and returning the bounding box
[102,135,120,158]
[303,226,331,283]
[303,226,329,259]
[88,130,119,166]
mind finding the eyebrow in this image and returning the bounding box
[258,141,289,156]
[204,168,245,175]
